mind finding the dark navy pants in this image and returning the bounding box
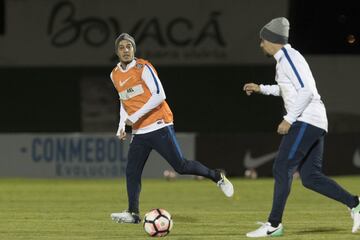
[268,121,357,223]
[126,125,218,213]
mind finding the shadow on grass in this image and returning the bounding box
[295,227,343,235]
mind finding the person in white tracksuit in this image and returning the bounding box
[243,17,360,238]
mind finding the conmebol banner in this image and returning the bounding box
[0,133,196,178]
[0,0,287,66]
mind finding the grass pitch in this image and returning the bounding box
[0,176,359,240]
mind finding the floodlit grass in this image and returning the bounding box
[0,176,359,239]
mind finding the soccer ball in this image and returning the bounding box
[143,209,173,237]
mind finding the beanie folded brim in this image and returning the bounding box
[260,27,288,44]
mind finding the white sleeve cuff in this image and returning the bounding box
[259,84,266,94]
[127,114,139,124]
[284,115,296,124]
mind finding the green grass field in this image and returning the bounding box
[0,176,359,240]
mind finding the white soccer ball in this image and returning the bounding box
[143,209,173,237]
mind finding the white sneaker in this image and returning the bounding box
[246,222,284,238]
[351,198,360,233]
[216,171,234,197]
[111,210,141,224]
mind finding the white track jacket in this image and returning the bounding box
[259,44,328,131]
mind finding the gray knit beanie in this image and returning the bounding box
[260,17,290,44]
[115,33,136,54]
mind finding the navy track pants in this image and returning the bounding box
[269,121,357,223]
[126,125,218,213]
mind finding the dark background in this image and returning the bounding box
[0,0,4,35]
[0,66,282,133]
[290,0,360,54]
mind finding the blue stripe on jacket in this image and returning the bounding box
[281,47,305,88]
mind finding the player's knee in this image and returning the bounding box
[173,165,186,175]
[172,161,188,175]
[301,174,316,189]
[301,179,313,189]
